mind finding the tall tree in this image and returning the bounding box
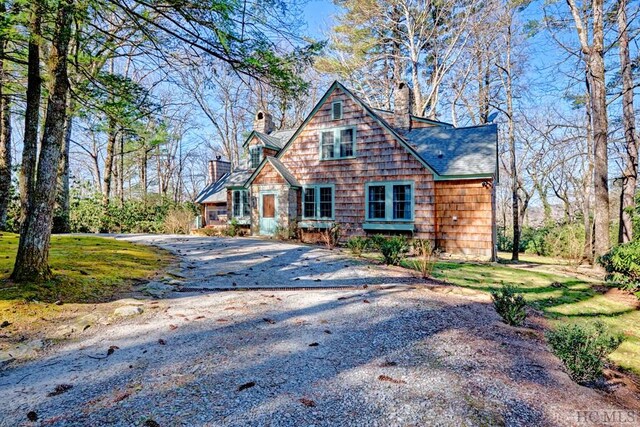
[616,0,638,243]
[0,0,11,230]
[18,0,42,227]
[566,0,610,258]
[12,0,75,282]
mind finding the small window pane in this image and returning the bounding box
[332,102,342,120]
[339,129,353,157]
[303,188,316,218]
[393,185,411,219]
[368,185,386,219]
[319,187,332,218]
[321,132,334,159]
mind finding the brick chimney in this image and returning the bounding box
[208,156,231,185]
[394,81,413,131]
[253,110,275,134]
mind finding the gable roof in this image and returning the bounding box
[225,169,253,188]
[274,81,441,177]
[406,124,498,177]
[195,172,230,204]
[244,156,301,188]
[242,129,296,151]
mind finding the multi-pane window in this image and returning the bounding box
[320,127,356,160]
[321,132,334,160]
[303,188,316,218]
[250,147,262,168]
[332,101,342,120]
[368,185,386,219]
[302,185,334,219]
[232,190,250,217]
[366,182,413,221]
[393,185,412,220]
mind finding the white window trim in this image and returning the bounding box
[301,184,335,220]
[318,126,357,160]
[364,181,415,222]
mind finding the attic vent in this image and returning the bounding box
[332,101,342,120]
[257,112,264,120]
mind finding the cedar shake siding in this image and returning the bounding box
[434,179,495,256]
[277,87,437,241]
[197,80,498,259]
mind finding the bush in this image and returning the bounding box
[275,220,299,240]
[163,206,196,234]
[410,239,436,278]
[598,240,640,294]
[367,234,387,251]
[320,223,341,249]
[490,283,527,326]
[226,218,240,237]
[546,322,623,384]
[346,236,368,256]
[380,236,409,265]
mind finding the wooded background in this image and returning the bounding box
[0,0,638,280]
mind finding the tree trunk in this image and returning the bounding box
[55,98,73,233]
[119,134,124,206]
[102,119,117,207]
[12,0,74,282]
[617,0,638,243]
[18,0,42,228]
[0,2,11,231]
[583,82,595,262]
[141,148,148,202]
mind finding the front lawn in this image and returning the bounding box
[401,257,640,374]
[0,233,170,353]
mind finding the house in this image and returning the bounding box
[196,81,498,259]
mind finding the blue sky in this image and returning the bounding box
[302,0,338,39]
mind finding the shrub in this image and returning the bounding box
[546,322,623,384]
[367,234,387,251]
[163,206,196,234]
[320,223,341,249]
[226,218,240,237]
[275,220,299,240]
[380,236,409,265]
[598,240,640,294]
[490,283,527,326]
[346,236,368,256]
[410,239,436,278]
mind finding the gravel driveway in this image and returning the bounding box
[0,236,629,426]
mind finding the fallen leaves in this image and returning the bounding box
[237,381,256,391]
[169,324,178,330]
[380,360,398,367]
[107,345,119,356]
[158,339,166,345]
[378,375,406,384]
[299,397,316,407]
[27,411,37,421]
[263,318,276,324]
[308,342,319,347]
[48,384,73,397]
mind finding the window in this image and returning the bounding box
[250,147,262,168]
[319,127,356,160]
[332,101,342,120]
[365,182,414,221]
[302,185,334,219]
[232,190,250,217]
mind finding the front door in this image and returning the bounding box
[259,193,277,235]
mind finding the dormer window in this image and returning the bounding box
[332,101,342,120]
[250,147,263,168]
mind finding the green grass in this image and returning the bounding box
[400,257,640,374]
[0,232,170,303]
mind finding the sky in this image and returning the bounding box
[302,0,338,39]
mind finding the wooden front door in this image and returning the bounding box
[259,193,277,235]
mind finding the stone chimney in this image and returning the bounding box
[208,156,231,185]
[394,81,413,131]
[253,110,275,134]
